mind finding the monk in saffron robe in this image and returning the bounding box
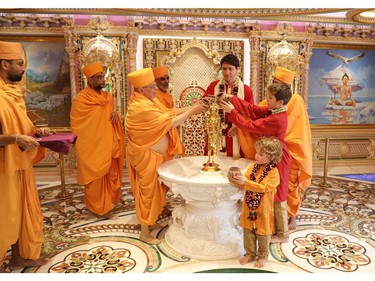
[0,41,48,271]
[153,65,174,109]
[237,66,312,232]
[126,68,206,245]
[153,64,205,157]
[70,62,124,217]
[203,54,254,158]
[273,67,312,230]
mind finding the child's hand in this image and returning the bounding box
[219,100,234,113]
[228,174,246,188]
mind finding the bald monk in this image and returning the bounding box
[238,66,312,236]
[0,41,48,271]
[70,62,125,218]
[126,68,206,245]
[154,64,205,115]
[153,64,205,155]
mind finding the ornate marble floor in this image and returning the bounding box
[1,173,374,276]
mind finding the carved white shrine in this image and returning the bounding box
[158,156,252,260]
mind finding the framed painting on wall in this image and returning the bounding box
[3,37,71,128]
[308,44,375,125]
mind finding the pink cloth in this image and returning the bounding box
[35,133,77,155]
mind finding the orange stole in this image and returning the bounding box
[236,99,267,160]
[237,128,258,160]
[284,94,312,191]
[285,94,312,216]
[155,89,174,109]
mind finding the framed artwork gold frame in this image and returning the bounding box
[0,36,72,130]
[308,43,375,128]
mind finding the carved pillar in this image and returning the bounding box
[126,32,139,74]
[249,32,261,103]
[302,38,313,105]
[114,72,122,114]
[63,26,78,99]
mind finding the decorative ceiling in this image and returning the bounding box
[0,8,374,25]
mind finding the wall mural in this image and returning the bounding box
[308,46,375,125]
[22,40,71,128]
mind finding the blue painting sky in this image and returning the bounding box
[23,42,66,82]
[308,48,375,98]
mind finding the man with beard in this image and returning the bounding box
[153,65,174,109]
[0,41,48,271]
[70,62,125,219]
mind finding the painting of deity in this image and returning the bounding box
[308,46,375,125]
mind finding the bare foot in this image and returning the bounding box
[239,256,255,265]
[8,257,49,270]
[149,224,164,231]
[97,211,118,220]
[288,217,297,230]
[161,206,172,217]
[139,233,161,245]
[254,258,267,268]
[270,235,289,244]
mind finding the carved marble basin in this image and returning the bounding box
[158,156,252,260]
[158,155,251,204]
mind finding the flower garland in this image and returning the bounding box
[217,83,239,153]
[245,162,277,233]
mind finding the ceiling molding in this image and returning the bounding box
[347,9,375,24]
[0,8,373,26]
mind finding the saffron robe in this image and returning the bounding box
[155,88,174,109]
[0,78,46,260]
[284,94,312,216]
[204,79,254,157]
[239,163,279,235]
[70,87,124,215]
[125,92,183,225]
[229,96,291,202]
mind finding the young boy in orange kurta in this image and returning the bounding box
[228,137,283,268]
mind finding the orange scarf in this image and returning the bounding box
[0,78,43,176]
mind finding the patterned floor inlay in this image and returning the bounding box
[2,175,374,274]
[281,229,373,273]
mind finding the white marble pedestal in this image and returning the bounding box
[158,156,252,260]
